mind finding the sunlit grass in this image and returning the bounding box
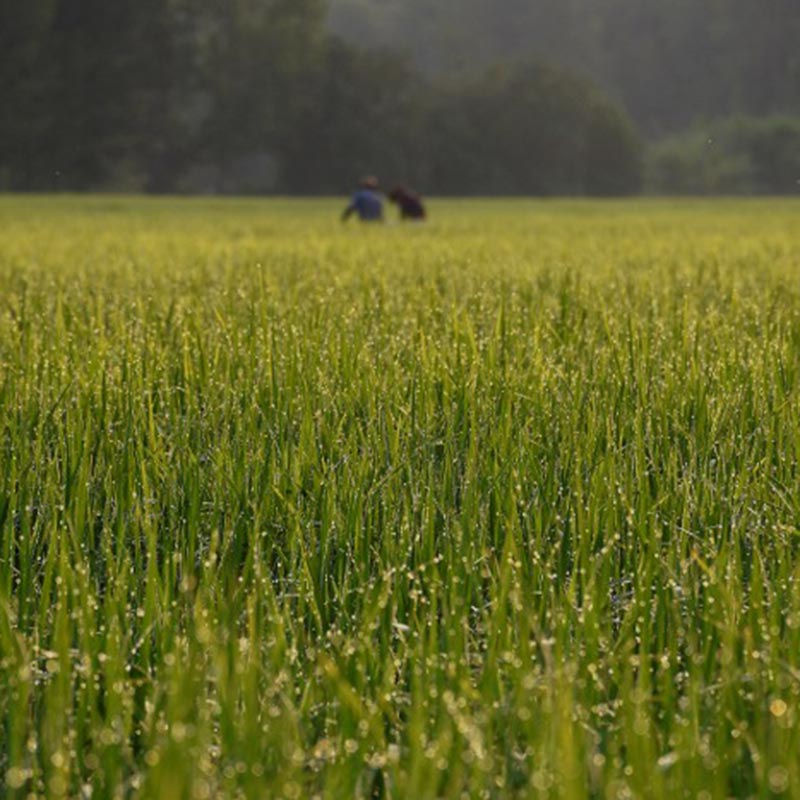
[1,196,799,799]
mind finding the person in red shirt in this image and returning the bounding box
[388,185,426,221]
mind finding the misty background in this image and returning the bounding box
[2,0,799,196]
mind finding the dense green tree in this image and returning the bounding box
[0,0,58,188]
[646,115,800,195]
[197,0,327,177]
[425,61,642,195]
[41,0,177,188]
[0,0,181,189]
[1,0,643,195]
[328,0,800,135]
[276,39,429,193]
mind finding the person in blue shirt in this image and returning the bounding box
[342,176,384,222]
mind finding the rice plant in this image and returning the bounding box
[1,196,799,799]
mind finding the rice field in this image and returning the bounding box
[1,196,800,799]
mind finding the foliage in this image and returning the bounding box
[425,62,642,195]
[328,0,800,135]
[274,39,430,194]
[0,0,642,195]
[2,197,800,797]
[647,116,800,196]
[0,0,178,190]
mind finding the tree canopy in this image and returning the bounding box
[329,0,800,136]
[647,116,800,196]
[0,0,675,194]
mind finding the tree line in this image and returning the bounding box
[646,116,800,196]
[1,0,643,195]
[330,0,800,195]
[4,0,797,196]
[329,0,800,137]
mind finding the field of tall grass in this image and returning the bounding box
[1,196,800,799]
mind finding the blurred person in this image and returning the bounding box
[388,185,426,221]
[342,176,384,222]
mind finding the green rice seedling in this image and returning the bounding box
[1,196,800,798]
